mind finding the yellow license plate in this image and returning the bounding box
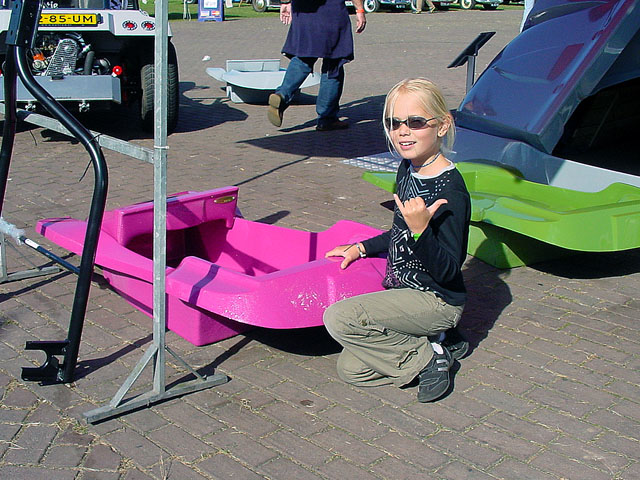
[39,13,99,26]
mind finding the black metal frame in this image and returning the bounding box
[0,0,108,383]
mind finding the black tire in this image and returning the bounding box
[140,42,179,134]
[363,0,380,13]
[459,0,476,9]
[252,0,267,12]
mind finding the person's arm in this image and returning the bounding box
[325,227,393,270]
[352,0,367,33]
[279,0,292,25]
[409,188,470,285]
[361,231,390,257]
[325,242,367,270]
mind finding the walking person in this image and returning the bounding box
[267,0,367,131]
[412,0,436,14]
[323,78,470,402]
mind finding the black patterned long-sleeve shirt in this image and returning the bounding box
[362,158,471,306]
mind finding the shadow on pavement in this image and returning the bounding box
[74,333,154,382]
[234,155,312,187]
[25,81,250,141]
[248,325,341,356]
[173,81,249,134]
[533,248,640,279]
[459,256,513,353]
[240,94,389,159]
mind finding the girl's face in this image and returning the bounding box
[387,92,449,164]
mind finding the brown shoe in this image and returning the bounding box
[267,93,286,127]
[316,119,349,131]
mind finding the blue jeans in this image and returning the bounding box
[276,56,344,127]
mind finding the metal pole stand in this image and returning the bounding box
[84,0,229,423]
[0,231,61,284]
[447,32,496,93]
[84,343,229,423]
[0,215,80,284]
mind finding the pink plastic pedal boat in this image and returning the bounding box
[37,187,387,345]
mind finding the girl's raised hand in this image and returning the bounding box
[393,194,448,236]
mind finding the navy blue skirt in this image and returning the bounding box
[282,0,354,62]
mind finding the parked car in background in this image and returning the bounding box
[251,0,279,12]
[346,0,411,13]
[454,0,502,9]
[350,0,456,12]
[254,0,429,13]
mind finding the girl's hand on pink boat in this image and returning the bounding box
[325,243,362,270]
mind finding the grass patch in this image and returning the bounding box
[140,0,279,20]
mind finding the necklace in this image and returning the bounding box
[413,152,440,170]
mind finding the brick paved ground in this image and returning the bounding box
[1,7,639,480]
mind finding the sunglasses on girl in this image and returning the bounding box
[384,115,439,131]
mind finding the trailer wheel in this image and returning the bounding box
[140,43,179,133]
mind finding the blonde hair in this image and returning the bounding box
[382,78,455,152]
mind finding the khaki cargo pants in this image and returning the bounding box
[323,288,464,387]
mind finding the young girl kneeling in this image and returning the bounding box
[323,78,471,402]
